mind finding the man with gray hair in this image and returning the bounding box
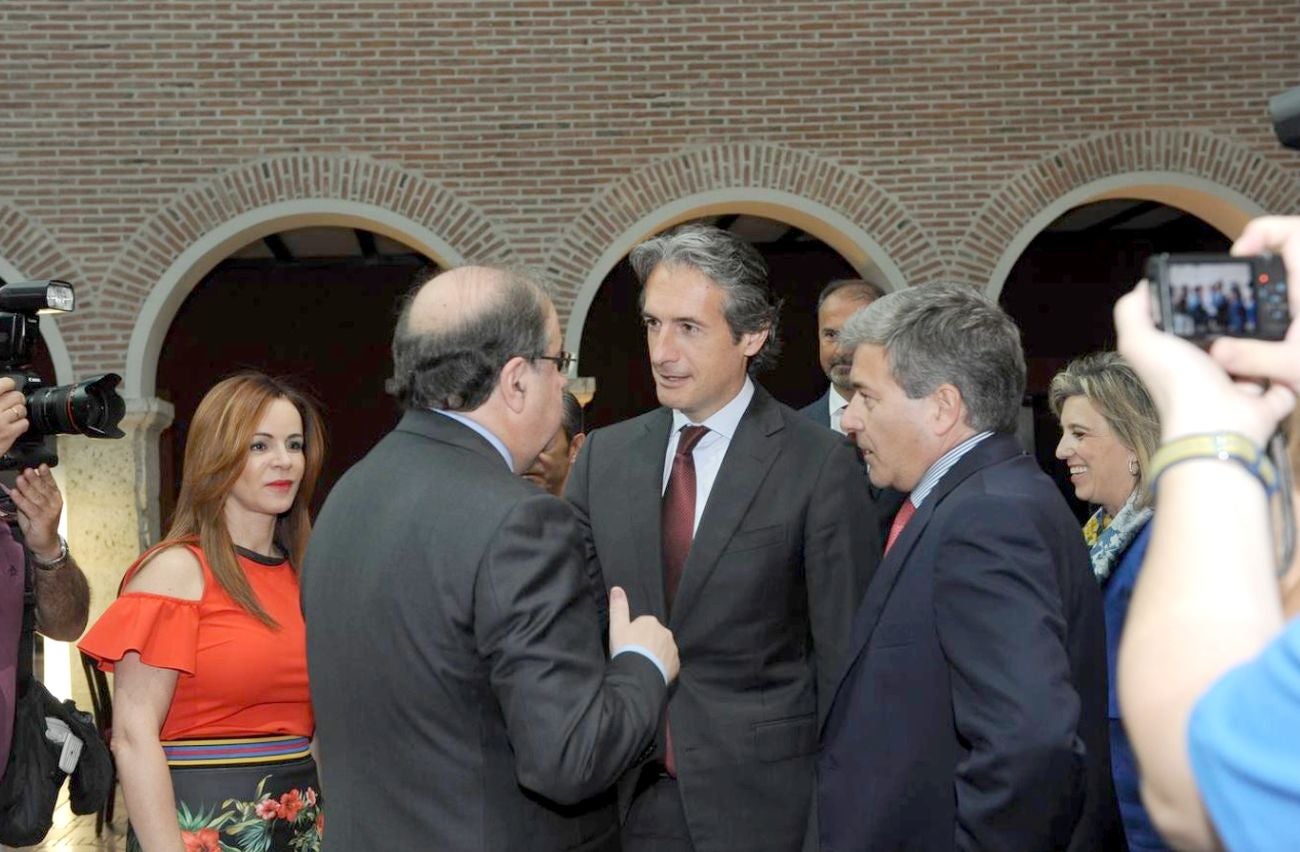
[566,225,879,852]
[817,283,1119,851]
[303,266,678,851]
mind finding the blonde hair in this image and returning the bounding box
[1049,352,1160,509]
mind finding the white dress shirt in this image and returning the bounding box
[661,377,755,536]
[827,385,852,435]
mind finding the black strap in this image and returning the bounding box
[13,521,35,691]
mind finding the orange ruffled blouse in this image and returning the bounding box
[79,544,314,742]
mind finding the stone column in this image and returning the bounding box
[56,395,173,707]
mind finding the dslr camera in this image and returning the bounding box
[0,280,125,470]
[1146,253,1291,344]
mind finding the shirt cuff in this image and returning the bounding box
[612,645,669,685]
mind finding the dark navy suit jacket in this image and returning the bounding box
[818,433,1123,851]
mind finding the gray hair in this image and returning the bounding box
[560,390,584,441]
[386,268,550,411]
[817,277,886,310]
[839,282,1026,433]
[629,224,782,372]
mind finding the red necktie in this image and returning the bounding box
[662,425,709,612]
[660,424,708,777]
[884,498,917,555]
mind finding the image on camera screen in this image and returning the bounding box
[1165,260,1256,338]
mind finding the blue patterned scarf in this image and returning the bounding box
[1081,491,1151,583]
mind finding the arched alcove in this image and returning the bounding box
[153,222,437,523]
[577,213,872,426]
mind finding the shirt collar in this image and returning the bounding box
[432,409,515,471]
[828,384,851,415]
[670,377,754,440]
[909,430,993,508]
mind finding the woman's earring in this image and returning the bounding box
[1128,458,1139,476]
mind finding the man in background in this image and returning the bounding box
[524,390,586,496]
[800,277,902,539]
[800,278,884,435]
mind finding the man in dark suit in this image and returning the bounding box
[302,267,678,851]
[566,225,880,852]
[799,278,904,541]
[798,278,884,434]
[818,283,1121,851]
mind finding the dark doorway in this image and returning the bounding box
[156,227,434,526]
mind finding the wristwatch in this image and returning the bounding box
[31,535,69,572]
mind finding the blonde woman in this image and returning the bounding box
[1051,352,1165,851]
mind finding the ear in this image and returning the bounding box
[739,326,770,358]
[567,431,587,465]
[929,383,967,435]
[498,356,532,415]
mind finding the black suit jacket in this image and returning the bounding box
[818,433,1122,852]
[302,411,667,852]
[799,386,906,544]
[566,385,881,852]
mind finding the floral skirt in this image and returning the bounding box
[127,734,323,852]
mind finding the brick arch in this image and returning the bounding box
[104,154,515,399]
[956,129,1300,298]
[0,201,80,383]
[542,143,944,350]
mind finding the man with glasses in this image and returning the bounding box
[566,226,880,852]
[303,266,678,851]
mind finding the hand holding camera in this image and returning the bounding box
[1121,218,1300,444]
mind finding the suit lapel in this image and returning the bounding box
[822,433,1026,735]
[624,410,673,621]
[670,389,783,629]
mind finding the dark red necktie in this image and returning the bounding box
[662,425,709,612]
[660,424,707,777]
[884,498,917,555]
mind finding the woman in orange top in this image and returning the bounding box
[80,373,326,852]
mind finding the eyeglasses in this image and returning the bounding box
[532,351,576,375]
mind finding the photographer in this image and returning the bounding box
[1115,215,1300,850]
[1,372,90,776]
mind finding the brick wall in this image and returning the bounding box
[2,0,1299,379]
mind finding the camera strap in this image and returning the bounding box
[15,523,35,694]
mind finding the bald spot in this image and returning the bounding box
[406,266,509,335]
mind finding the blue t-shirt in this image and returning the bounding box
[1188,618,1300,851]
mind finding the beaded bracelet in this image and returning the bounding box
[1149,432,1279,495]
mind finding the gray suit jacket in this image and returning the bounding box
[302,410,667,852]
[565,385,880,852]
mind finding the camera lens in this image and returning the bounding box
[27,373,126,439]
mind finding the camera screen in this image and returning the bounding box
[1165,260,1258,337]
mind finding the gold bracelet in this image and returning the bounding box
[1149,432,1278,495]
